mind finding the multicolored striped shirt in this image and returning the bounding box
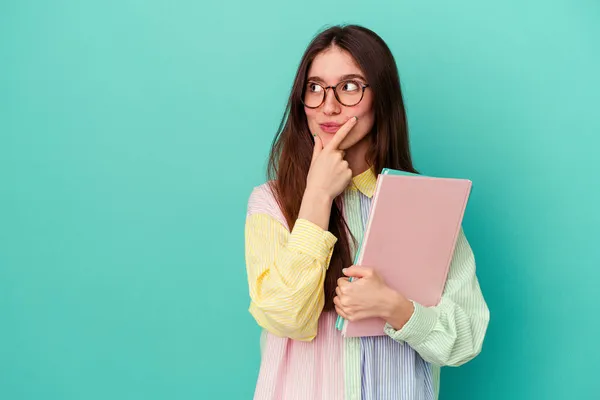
[244,167,489,400]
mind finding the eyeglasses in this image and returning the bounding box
[302,79,370,108]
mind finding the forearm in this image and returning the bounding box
[250,260,326,341]
[384,297,488,366]
[382,229,490,366]
[298,188,333,231]
[246,214,337,341]
[381,288,415,331]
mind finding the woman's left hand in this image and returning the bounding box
[334,266,414,328]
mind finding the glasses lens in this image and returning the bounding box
[336,80,363,106]
[303,82,324,108]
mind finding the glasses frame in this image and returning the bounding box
[301,80,370,108]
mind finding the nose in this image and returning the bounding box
[322,88,341,115]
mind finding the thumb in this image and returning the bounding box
[311,134,323,164]
[342,265,373,279]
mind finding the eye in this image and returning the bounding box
[308,83,323,93]
[340,80,360,92]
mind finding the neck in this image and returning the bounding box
[345,135,372,177]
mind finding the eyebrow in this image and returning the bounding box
[306,74,367,84]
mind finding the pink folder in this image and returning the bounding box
[341,170,472,337]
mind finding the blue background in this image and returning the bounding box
[1,1,599,399]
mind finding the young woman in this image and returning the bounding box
[244,24,489,400]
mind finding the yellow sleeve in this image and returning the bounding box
[245,211,337,341]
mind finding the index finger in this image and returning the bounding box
[325,116,358,151]
[337,277,350,286]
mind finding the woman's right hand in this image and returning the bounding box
[298,116,357,231]
[306,116,358,201]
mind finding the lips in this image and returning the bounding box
[319,123,342,133]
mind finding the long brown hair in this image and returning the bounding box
[267,24,418,310]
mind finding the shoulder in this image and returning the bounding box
[246,181,288,229]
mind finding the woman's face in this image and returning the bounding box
[304,46,375,150]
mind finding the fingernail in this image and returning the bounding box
[342,268,347,274]
[354,116,358,121]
